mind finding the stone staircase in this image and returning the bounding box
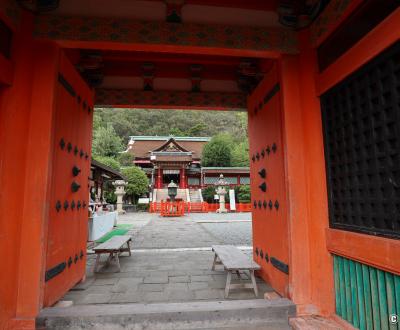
[37,299,295,329]
[189,188,202,203]
[189,188,204,212]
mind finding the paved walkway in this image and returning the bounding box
[126,213,252,248]
[62,212,272,305]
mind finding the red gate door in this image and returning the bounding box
[43,52,94,306]
[248,64,290,297]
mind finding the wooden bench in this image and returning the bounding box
[211,245,261,298]
[93,235,132,273]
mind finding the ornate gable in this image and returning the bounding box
[153,138,190,153]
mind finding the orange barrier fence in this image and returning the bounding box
[236,203,252,212]
[160,201,185,217]
[150,202,251,213]
[205,203,227,212]
[149,202,159,213]
[186,202,208,213]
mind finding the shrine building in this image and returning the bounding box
[126,136,250,189]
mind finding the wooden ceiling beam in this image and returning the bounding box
[145,0,278,11]
[102,62,239,80]
[100,52,243,66]
[33,15,298,56]
[95,88,247,111]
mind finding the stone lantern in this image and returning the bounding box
[167,180,178,202]
[214,174,228,213]
[113,180,127,215]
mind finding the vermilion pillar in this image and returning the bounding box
[278,30,334,316]
[0,12,62,329]
[157,167,162,188]
[180,166,186,189]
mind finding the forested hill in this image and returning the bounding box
[94,108,248,144]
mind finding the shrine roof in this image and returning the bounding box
[128,136,210,159]
[91,158,126,180]
[130,136,211,142]
[201,167,250,174]
[152,137,191,153]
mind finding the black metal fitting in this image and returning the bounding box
[71,181,81,193]
[258,168,266,178]
[55,200,61,212]
[72,166,81,177]
[59,138,65,150]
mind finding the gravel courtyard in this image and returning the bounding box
[62,212,272,305]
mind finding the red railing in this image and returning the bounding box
[186,202,208,213]
[236,203,252,212]
[150,201,251,213]
[205,203,227,212]
[160,201,185,217]
[149,202,159,213]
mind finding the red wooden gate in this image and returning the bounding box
[43,53,94,306]
[248,64,290,297]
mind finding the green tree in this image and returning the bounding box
[232,112,248,141]
[118,152,134,166]
[122,166,149,203]
[236,185,251,203]
[92,110,104,132]
[202,186,216,203]
[92,124,123,158]
[201,134,233,167]
[93,155,121,171]
[169,127,185,136]
[231,140,249,167]
[104,190,117,204]
[187,123,207,136]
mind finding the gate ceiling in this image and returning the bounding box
[30,0,305,110]
[62,49,273,111]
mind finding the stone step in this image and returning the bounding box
[37,298,295,330]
